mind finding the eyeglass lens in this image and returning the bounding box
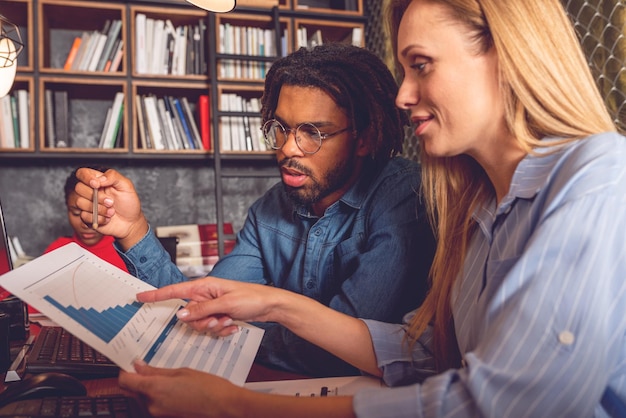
[263,120,322,154]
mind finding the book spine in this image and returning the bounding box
[173,98,195,149]
[53,91,69,148]
[198,94,211,151]
[180,97,202,149]
[44,89,56,148]
[16,90,29,149]
[63,37,82,71]
[10,95,19,147]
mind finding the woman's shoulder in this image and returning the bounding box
[545,131,626,200]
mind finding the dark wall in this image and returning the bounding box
[0,161,279,256]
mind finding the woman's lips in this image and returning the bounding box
[413,116,434,136]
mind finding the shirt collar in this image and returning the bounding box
[475,138,569,225]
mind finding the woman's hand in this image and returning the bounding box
[136,277,288,336]
[119,360,244,418]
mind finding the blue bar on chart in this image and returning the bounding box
[43,295,143,343]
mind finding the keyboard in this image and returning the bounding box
[26,327,119,378]
[0,395,150,417]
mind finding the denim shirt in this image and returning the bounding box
[118,156,435,376]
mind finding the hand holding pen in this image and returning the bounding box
[74,167,150,251]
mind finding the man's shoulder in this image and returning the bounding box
[374,156,421,188]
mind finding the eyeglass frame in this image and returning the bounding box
[261,119,352,155]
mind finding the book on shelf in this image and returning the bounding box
[229,93,245,151]
[63,37,82,71]
[99,92,124,149]
[135,95,148,150]
[198,94,211,151]
[247,97,266,152]
[351,27,363,46]
[78,29,104,72]
[0,96,16,148]
[135,13,147,74]
[142,95,166,150]
[44,89,56,148]
[156,98,179,150]
[219,93,232,151]
[241,98,254,151]
[10,96,19,148]
[15,89,29,149]
[96,19,122,72]
[198,18,207,75]
[180,97,203,149]
[172,97,196,150]
[163,96,187,150]
[86,32,108,72]
[107,40,124,72]
[53,90,70,148]
[69,31,91,71]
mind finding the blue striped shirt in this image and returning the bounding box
[354,132,626,417]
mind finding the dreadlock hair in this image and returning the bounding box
[261,43,407,167]
[64,165,109,204]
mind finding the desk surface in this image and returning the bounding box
[4,326,309,397]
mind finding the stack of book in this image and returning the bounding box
[44,89,71,148]
[63,19,124,72]
[156,223,236,278]
[0,90,29,149]
[218,23,287,80]
[44,90,125,149]
[219,93,265,152]
[135,94,209,151]
[135,14,207,76]
[296,26,363,49]
[98,92,125,149]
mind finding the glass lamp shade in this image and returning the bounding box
[0,15,23,98]
[0,38,17,98]
[185,0,236,12]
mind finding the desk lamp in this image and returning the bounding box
[0,14,23,98]
[184,0,236,12]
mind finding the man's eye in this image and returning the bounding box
[299,128,319,138]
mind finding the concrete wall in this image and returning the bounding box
[0,161,279,256]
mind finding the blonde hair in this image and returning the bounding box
[386,0,617,371]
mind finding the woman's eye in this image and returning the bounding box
[411,62,427,72]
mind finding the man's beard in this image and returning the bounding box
[281,155,357,207]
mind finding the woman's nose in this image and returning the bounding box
[396,79,419,110]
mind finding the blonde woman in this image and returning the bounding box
[118,0,626,416]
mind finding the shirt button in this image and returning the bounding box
[314,229,322,236]
[139,256,147,263]
[558,331,575,345]
[306,281,315,289]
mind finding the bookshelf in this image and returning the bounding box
[0,0,367,256]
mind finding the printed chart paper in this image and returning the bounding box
[0,243,263,386]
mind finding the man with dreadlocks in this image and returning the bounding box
[74,43,435,377]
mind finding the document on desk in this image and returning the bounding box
[245,376,388,396]
[0,243,264,386]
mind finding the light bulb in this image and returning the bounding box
[0,37,17,98]
[184,0,235,12]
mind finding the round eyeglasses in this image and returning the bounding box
[261,119,352,154]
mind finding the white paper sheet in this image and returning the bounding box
[0,243,264,386]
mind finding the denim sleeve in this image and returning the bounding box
[116,226,188,287]
[209,208,268,285]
